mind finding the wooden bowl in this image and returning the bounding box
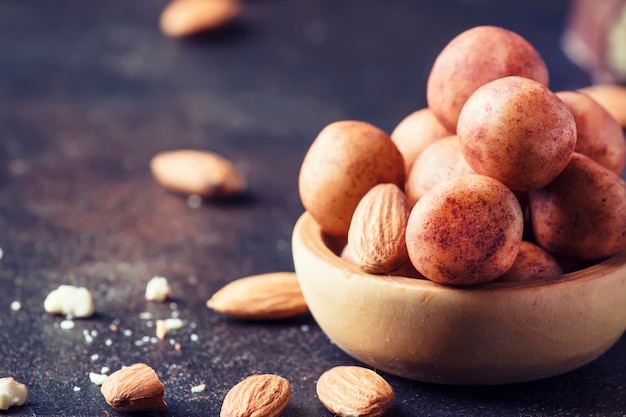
[292,211,626,385]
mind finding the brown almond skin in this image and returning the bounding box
[299,120,405,236]
[316,366,395,417]
[348,183,411,274]
[207,272,309,320]
[100,363,166,412]
[150,149,246,198]
[220,374,290,417]
[427,25,549,132]
[160,0,240,38]
[529,152,626,262]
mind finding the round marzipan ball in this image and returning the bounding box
[529,152,626,262]
[457,76,576,191]
[426,25,549,133]
[390,108,452,175]
[298,120,405,236]
[556,90,626,176]
[406,175,523,286]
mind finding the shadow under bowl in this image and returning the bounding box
[292,211,626,385]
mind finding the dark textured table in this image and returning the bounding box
[1,0,625,416]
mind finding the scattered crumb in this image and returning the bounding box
[191,383,206,393]
[145,276,171,302]
[156,318,184,340]
[300,325,310,332]
[138,311,152,320]
[73,386,81,392]
[43,285,94,318]
[82,329,94,344]
[105,339,113,347]
[0,377,28,410]
[89,373,108,386]
[109,323,118,332]
[175,342,182,351]
[9,301,20,312]
[59,319,75,330]
[90,354,99,361]
[122,329,133,337]
[100,366,110,374]
[190,333,199,342]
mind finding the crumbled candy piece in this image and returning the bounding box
[89,372,108,386]
[156,318,184,340]
[0,377,28,410]
[145,276,171,302]
[43,285,94,318]
[191,383,206,393]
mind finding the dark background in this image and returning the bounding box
[1,0,625,416]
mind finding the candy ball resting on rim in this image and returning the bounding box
[406,175,524,286]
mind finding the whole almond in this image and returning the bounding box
[160,0,240,38]
[316,366,395,417]
[220,374,290,417]
[207,272,308,320]
[578,84,626,128]
[150,149,246,199]
[100,363,166,412]
[347,183,411,274]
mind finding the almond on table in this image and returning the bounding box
[100,363,166,412]
[220,374,290,417]
[207,272,308,320]
[316,366,395,417]
[150,149,247,199]
[160,0,240,38]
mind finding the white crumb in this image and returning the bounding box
[145,276,171,302]
[0,378,28,410]
[43,285,94,318]
[191,383,206,393]
[89,373,108,386]
[59,319,75,330]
